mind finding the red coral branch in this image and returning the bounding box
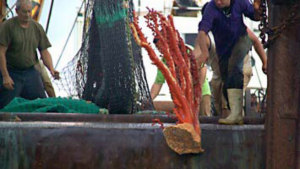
[152,118,164,129]
[130,10,201,136]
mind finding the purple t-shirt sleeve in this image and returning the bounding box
[241,0,255,20]
[198,4,214,33]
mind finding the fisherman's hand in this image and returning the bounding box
[253,0,262,20]
[253,0,261,11]
[193,51,207,69]
[197,56,207,69]
[193,48,204,68]
[122,1,129,9]
[3,75,14,90]
[262,63,267,74]
[50,70,60,80]
[193,47,209,69]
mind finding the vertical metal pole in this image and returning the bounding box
[138,0,140,16]
[46,0,54,34]
[266,1,300,169]
[298,121,300,169]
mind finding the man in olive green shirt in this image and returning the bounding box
[0,0,59,108]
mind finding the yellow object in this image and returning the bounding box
[31,0,44,21]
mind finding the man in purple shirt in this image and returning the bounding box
[193,0,260,124]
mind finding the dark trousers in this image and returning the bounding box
[0,67,46,109]
[218,34,252,102]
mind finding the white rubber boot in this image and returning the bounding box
[218,89,243,125]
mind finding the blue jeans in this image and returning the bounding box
[0,67,46,109]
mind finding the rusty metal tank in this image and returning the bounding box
[0,113,265,169]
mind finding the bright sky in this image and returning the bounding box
[39,0,84,70]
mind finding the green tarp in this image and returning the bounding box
[0,97,107,114]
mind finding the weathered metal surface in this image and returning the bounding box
[266,1,300,169]
[297,121,300,169]
[0,114,265,169]
[0,113,265,124]
[271,0,297,5]
[0,113,176,123]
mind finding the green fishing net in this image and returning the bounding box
[0,97,105,114]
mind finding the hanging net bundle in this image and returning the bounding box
[53,0,153,114]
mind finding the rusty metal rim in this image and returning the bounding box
[0,121,264,131]
[0,113,265,124]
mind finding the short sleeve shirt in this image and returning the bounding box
[154,58,167,84]
[198,0,255,58]
[0,17,51,69]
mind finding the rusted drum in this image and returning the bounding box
[0,113,265,169]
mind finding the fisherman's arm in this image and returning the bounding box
[194,31,209,68]
[199,66,207,87]
[150,83,163,100]
[243,0,261,21]
[247,29,267,74]
[40,49,60,79]
[0,45,14,90]
[253,0,262,20]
